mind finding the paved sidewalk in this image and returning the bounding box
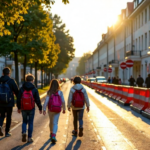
[65,110,102,150]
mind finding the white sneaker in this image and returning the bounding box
[0,126,3,136]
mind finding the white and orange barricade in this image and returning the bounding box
[119,86,134,105]
[112,85,119,100]
[131,87,149,113]
[105,84,111,96]
[142,89,150,118]
[116,85,123,101]
[102,84,108,95]
[108,84,115,98]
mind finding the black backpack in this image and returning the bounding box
[0,79,12,104]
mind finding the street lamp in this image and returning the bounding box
[147,47,150,55]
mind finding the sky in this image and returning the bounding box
[51,0,133,57]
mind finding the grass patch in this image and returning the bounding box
[38,86,49,95]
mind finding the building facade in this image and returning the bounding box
[85,0,150,84]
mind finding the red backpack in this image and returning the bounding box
[21,90,35,110]
[48,92,62,113]
[72,88,84,108]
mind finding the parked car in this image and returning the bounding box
[95,76,107,83]
[88,78,96,83]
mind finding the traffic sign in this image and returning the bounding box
[104,68,107,72]
[126,60,133,68]
[108,68,112,73]
[120,62,126,69]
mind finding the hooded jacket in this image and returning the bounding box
[17,82,42,110]
[0,75,19,107]
[67,84,90,110]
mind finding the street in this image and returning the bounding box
[0,82,150,150]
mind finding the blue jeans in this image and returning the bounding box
[48,111,60,134]
[72,109,84,130]
[22,108,35,138]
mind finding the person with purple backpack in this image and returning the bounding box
[43,79,66,143]
[68,76,90,137]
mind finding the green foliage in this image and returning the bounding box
[76,53,91,75]
[50,14,75,76]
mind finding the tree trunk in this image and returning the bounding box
[41,66,43,89]
[35,61,38,87]
[23,55,27,82]
[30,64,32,74]
[55,74,58,79]
[14,51,19,85]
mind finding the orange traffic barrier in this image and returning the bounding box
[142,89,150,118]
[112,85,119,100]
[105,84,112,96]
[116,85,123,101]
[119,86,134,105]
[108,84,115,98]
[131,87,149,113]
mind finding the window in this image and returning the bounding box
[142,12,143,26]
[139,37,140,50]
[145,9,147,23]
[145,33,147,50]
[149,31,150,46]
[142,35,143,50]
[149,6,150,20]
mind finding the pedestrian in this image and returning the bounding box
[119,78,121,85]
[0,67,19,137]
[128,76,135,86]
[116,76,119,84]
[136,75,144,87]
[145,74,150,88]
[112,77,116,84]
[17,73,42,143]
[43,79,66,143]
[107,77,111,83]
[111,77,114,83]
[68,76,90,137]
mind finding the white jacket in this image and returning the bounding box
[67,84,90,110]
[43,90,66,111]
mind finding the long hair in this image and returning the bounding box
[47,79,61,96]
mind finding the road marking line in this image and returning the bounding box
[94,128,97,132]
[28,148,33,150]
[44,122,49,128]
[10,122,22,131]
[97,135,101,140]
[41,131,43,133]
[102,146,107,150]
[33,136,40,145]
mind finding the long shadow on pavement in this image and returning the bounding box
[73,140,81,150]
[0,136,6,141]
[39,139,55,150]
[65,136,77,150]
[11,143,31,150]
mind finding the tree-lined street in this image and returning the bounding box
[0,82,150,150]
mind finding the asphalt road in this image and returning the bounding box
[0,82,150,150]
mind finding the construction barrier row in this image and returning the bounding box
[81,81,150,119]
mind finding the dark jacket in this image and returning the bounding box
[17,82,42,110]
[112,78,118,84]
[145,76,150,88]
[0,75,19,107]
[136,77,144,87]
[128,77,135,86]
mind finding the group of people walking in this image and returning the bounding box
[107,76,122,85]
[107,74,150,87]
[129,74,150,88]
[0,67,90,144]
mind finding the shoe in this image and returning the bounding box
[0,127,3,136]
[28,138,34,143]
[22,133,27,142]
[5,132,12,137]
[51,136,57,144]
[72,130,77,136]
[79,128,83,137]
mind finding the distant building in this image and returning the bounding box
[59,57,81,79]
